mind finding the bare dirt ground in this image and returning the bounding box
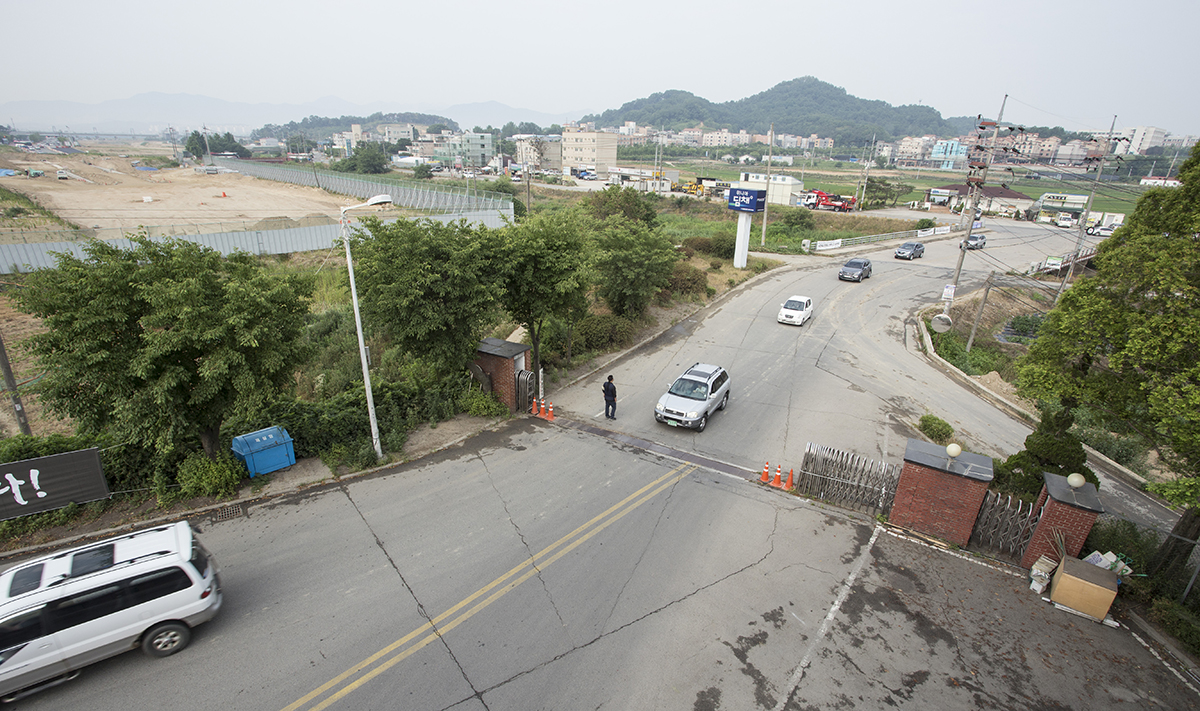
[0,140,355,238]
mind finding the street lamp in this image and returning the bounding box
[341,194,393,460]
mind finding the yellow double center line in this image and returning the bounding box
[283,463,697,711]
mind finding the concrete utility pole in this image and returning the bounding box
[945,96,1006,316]
[1057,114,1117,303]
[966,272,996,353]
[0,332,31,437]
[761,123,773,246]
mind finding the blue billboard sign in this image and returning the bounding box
[727,188,766,213]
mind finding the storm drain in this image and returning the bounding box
[212,504,244,522]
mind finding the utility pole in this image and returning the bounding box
[945,96,1006,316]
[966,272,996,353]
[760,123,773,246]
[1057,114,1116,303]
[0,332,31,437]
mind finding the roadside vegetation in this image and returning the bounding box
[0,185,80,232]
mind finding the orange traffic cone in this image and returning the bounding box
[532,399,540,416]
[547,402,555,421]
[772,465,782,488]
[761,462,770,483]
[785,468,794,490]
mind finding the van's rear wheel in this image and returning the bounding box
[142,622,191,658]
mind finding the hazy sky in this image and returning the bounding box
[7,0,1198,136]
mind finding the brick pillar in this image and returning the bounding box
[890,439,993,547]
[1019,472,1104,569]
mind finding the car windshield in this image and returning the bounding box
[900,243,917,250]
[784,300,805,310]
[669,378,708,401]
[845,260,866,269]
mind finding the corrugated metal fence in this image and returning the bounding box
[0,211,509,274]
[212,158,515,217]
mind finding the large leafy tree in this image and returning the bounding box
[349,218,503,374]
[1018,142,1200,575]
[12,237,314,459]
[500,212,593,398]
[582,186,660,228]
[594,216,679,318]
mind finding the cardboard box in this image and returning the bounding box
[1050,556,1118,620]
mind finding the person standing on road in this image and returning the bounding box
[603,375,617,420]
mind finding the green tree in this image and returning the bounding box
[185,130,206,157]
[349,218,503,374]
[1017,142,1200,576]
[412,163,434,179]
[28,132,43,143]
[582,186,659,227]
[12,236,314,460]
[427,123,450,135]
[594,217,679,317]
[500,212,593,398]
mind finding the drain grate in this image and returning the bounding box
[212,504,243,522]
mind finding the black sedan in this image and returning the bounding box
[838,258,873,282]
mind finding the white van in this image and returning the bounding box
[0,521,222,702]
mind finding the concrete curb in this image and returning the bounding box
[0,418,508,564]
[1124,609,1200,682]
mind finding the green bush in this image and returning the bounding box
[1009,313,1045,338]
[918,414,954,444]
[172,452,246,503]
[914,218,937,230]
[710,231,736,260]
[576,314,637,351]
[1150,599,1200,657]
[682,236,713,254]
[668,262,709,297]
[457,387,510,417]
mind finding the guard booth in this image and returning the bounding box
[473,338,532,413]
[231,426,296,477]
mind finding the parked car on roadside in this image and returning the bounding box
[654,363,730,432]
[838,258,873,281]
[777,295,814,326]
[894,242,925,260]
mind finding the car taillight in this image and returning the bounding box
[200,584,213,600]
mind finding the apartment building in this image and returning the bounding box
[513,135,563,171]
[561,128,618,173]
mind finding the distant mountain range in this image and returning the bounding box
[4,80,1088,147]
[583,77,956,145]
[0,93,584,138]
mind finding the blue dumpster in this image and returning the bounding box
[231,426,296,477]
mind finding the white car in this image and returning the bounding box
[777,295,814,326]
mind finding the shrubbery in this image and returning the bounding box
[710,231,736,259]
[669,262,709,297]
[170,452,245,503]
[918,414,954,444]
[575,313,637,351]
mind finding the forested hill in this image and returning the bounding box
[582,77,957,146]
[251,112,459,140]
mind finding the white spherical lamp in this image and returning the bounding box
[945,443,962,459]
[1067,473,1086,489]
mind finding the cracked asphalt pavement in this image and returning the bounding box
[20,420,1196,710]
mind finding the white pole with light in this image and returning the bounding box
[341,194,393,460]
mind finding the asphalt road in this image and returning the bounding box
[11,214,1191,709]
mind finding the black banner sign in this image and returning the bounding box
[0,448,110,522]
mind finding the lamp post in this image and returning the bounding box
[341,194,393,460]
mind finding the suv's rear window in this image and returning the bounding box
[8,564,43,597]
[71,545,115,577]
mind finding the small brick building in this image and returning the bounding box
[473,338,531,414]
[1019,473,1105,569]
[891,439,993,547]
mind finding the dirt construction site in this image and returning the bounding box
[0,140,356,240]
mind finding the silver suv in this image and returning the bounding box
[654,363,730,432]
